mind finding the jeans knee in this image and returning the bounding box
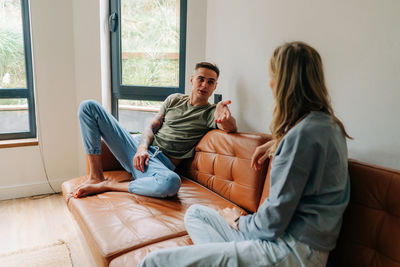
[78,99,100,119]
[184,204,206,224]
[162,173,181,197]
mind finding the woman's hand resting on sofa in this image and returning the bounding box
[251,140,274,171]
[219,207,242,230]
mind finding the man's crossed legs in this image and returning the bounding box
[74,100,181,198]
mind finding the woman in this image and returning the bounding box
[138,41,351,267]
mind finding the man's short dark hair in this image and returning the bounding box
[195,62,220,78]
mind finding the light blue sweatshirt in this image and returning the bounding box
[238,112,350,251]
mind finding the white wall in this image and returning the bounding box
[185,0,207,92]
[1,0,398,200]
[205,0,400,170]
[0,0,81,200]
[72,0,105,176]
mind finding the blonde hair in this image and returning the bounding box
[269,41,351,153]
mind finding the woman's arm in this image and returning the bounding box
[238,132,319,239]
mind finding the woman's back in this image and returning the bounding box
[281,111,350,251]
[239,111,350,252]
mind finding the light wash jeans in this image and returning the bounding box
[138,205,329,267]
[78,100,181,198]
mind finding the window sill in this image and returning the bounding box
[0,138,38,149]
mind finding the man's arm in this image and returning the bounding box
[133,112,164,172]
[214,100,237,132]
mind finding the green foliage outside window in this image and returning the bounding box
[0,0,26,90]
[121,0,180,87]
[0,98,26,105]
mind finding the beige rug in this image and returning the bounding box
[0,240,73,267]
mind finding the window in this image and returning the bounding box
[0,0,35,140]
[110,0,187,133]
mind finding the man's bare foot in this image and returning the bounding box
[83,175,105,185]
[74,180,110,198]
[72,175,105,195]
[71,175,104,197]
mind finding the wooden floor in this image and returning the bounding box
[0,193,96,266]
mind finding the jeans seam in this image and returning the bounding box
[87,149,101,155]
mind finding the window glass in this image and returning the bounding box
[0,0,27,89]
[118,99,162,133]
[0,98,29,133]
[120,0,180,87]
[0,0,35,140]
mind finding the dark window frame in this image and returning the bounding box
[109,0,187,118]
[0,0,36,140]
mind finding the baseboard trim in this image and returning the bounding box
[0,178,67,201]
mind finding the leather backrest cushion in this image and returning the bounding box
[258,157,272,207]
[101,140,123,171]
[329,159,400,267]
[178,130,271,213]
[86,139,123,173]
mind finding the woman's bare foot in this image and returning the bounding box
[74,180,110,198]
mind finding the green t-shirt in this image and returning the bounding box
[151,93,217,159]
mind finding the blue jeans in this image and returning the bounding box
[78,100,181,198]
[138,205,329,267]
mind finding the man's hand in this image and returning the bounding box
[219,207,242,230]
[251,140,274,171]
[134,145,149,172]
[134,112,164,172]
[215,100,231,123]
[214,100,237,132]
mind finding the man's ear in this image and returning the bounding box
[190,75,194,85]
[212,81,218,92]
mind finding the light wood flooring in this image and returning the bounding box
[0,193,96,266]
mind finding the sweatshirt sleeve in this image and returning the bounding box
[238,131,320,240]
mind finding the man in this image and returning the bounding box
[73,62,237,198]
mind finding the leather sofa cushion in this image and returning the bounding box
[178,130,271,213]
[258,157,272,207]
[329,159,400,267]
[109,235,193,267]
[62,172,247,266]
[86,139,123,172]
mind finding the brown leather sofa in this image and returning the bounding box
[62,130,400,267]
[62,130,271,266]
[329,159,400,267]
